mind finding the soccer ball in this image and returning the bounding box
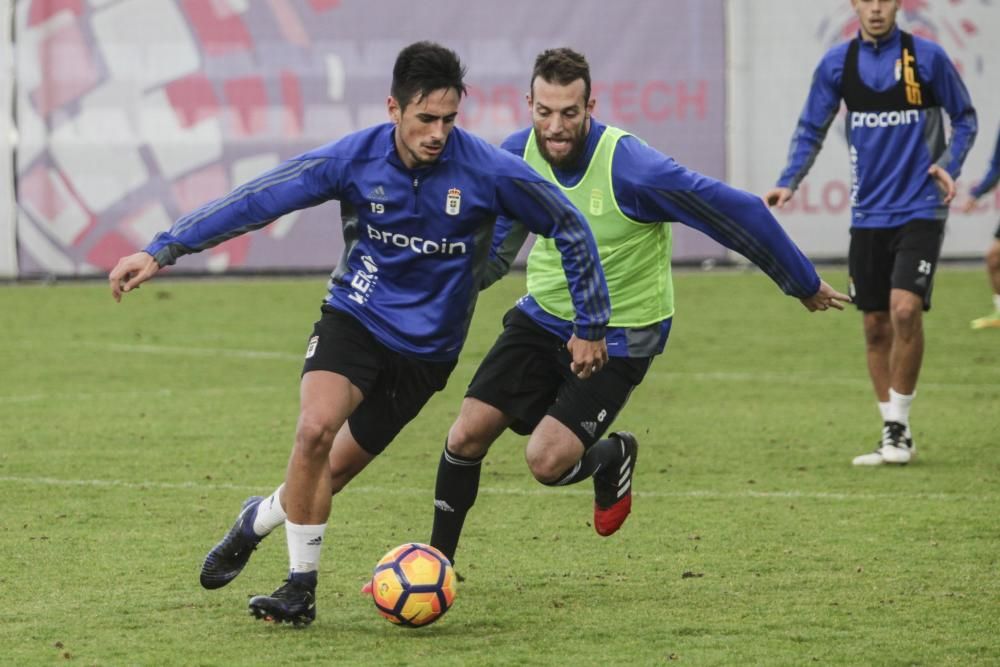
[369,542,456,627]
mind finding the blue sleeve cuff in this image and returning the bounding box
[572,323,608,341]
[144,232,192,267]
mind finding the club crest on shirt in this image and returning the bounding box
[589,188,604,216]
[446,188,461,216]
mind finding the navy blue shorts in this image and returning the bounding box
[302,307,456,455]
[848,218,945,312]
[466,307,652,448]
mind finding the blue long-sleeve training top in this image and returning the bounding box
[777,27,977,228]
[970,124,1000,199]
[144,123,610,361]
[488,119,821,355]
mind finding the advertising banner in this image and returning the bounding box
[13,0,727,277]
[0,4,14,278]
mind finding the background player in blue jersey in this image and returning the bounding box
[421,48,850,569]
[763,0,977,466]
[961,123,1000,330]
[108,41,611,627]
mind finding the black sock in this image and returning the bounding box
[288,570,317,589]
[547,435,623,486]
[429,441,483,565]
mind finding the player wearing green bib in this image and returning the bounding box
[428,48,848,565]
[524,124,674,328]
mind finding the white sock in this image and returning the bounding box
[878,401,891,422]
[887,388,915,427]
[286,521,326,574]
[993,293,1000,311]
[252,485,287,536]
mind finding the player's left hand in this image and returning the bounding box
[799,279,851,312]
[928,164,956,204]
[567,335,608,380]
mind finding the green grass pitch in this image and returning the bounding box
[1,266,998,665]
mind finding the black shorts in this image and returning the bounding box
[994,220,1000,240]
[466,307,653,447]
[848,218,945,312]
[302,307,456,455]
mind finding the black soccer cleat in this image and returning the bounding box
[200,496,264,590]
[249,575,317,627]
[593,432,638,537]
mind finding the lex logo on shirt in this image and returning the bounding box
[347,255,380,306]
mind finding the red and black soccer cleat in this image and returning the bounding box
[593,432,638,537]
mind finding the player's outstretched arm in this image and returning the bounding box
[567,335,608,380]
[109,252,160,302]
[798,279,851,312]
[763,187,794,209]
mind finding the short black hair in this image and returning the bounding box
[529,47,590,103]
[391,41,468,110]
[531,48,591,103]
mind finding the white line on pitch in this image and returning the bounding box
[0,385,289,404]
[0,475,991,503]
[5,339,996,400]
[27,339,1000,391]
[76,341,302,361]
[653,369,999,390]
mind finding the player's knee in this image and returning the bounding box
[525,445,566,485]
[863,315,891,347]
[529,462,562,485]
[446,420,492,459]
[294,413,337,458]
[890,299,922,333]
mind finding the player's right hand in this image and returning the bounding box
[567,335,608,380]
[762,187,794,209]
[109,252,160,302]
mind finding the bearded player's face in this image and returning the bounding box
[529,77,594,170]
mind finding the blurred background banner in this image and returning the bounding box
[9,0,726,278]
[1,4,15,278]
[728,0,1000,260]
[6,0,998,279]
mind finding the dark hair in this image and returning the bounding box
[391,41,468,109]
[531,48,591,103]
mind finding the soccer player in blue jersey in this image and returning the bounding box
[962,123,1000,330]
[420,48,850,569]
[108,41,611,626]
[763,0,977,466]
